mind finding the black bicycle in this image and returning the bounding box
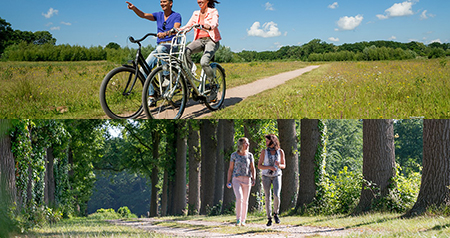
[99,33,158,119]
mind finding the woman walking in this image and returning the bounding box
[258,134,286,226]
[226,137,256,226]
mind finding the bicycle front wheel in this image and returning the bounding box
[142,65,188,119]
[204,63,226,111]
[99,66,145,119]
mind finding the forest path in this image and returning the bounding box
[108,217,358,237]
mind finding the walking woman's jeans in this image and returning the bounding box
[232,176,251,222]
[185,38,220,80]
[262,175,282,219]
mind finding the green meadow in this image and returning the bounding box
[1,59,449,119]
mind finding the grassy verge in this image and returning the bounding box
[19,217,169,238]
[211,58,450,119]
[0,60,310,119]
[19,213,450,237]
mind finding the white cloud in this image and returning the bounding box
[61,22,72,26]
[420,10,435,20]
[247,21,281,38]
[328,2,339,9]
[50,26,60,31]
[265,2,274,11]
[328,37,340,42]
[43,8,59,19]
[430,39,441,44]
[377,1,414,20]
[389,36,397,40]
[335,15,363,31]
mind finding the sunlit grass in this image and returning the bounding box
[211,58,450,119]
[0,60,311,119]
[21,217,169,238]
[21,213,450,237]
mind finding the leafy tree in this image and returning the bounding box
[105,42,121,50]
[354,119,396,214]
[200,120,218,215]
[394,119,423,175]
[325,119,363,176]
[406,120,450,216]
[0,18,14,55]
[278,119,299,213]
[296,119,326,211]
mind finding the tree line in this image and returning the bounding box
[1,119,449,236]
[2,17,449,63]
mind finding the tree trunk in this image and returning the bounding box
[278,119,299,213]
[222,120,235,213]
[188,121,201,215]
[150,130,160,217]
[213,120,225,210]
[45,147,56,206]
[354,119,395,214]
[161,170,168,216]
[174,122,187,215]
[200,120,217,215]
[245,120,262,212]
[297,119,320,210]
[0,120,16,204]
[406,119,450,216]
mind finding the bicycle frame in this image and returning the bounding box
[154,25,209,99]
[124,33,157,96]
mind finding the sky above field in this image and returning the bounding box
[2,0,449,52]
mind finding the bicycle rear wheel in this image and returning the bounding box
[142,65,188,119]
[204,63,226,111]
[99,66,145,119]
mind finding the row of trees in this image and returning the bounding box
[0,18,56,56]
[1,119,448,230]
[238,39,450,62]
[2,17,449,63]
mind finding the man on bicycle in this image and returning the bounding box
[126,0,181,103]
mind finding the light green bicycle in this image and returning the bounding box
[141,24,226,119]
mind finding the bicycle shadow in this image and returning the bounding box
[181,97,243,119]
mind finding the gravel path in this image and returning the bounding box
[181,65,321,119]
[108,217,357,237]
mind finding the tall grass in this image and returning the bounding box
[0,61,309,119]
[211,58,450,119]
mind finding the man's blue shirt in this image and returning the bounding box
[152,11,181,44]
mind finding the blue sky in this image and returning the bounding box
[2,0,449,52]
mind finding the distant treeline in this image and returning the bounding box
[1,17,449,63]
[237,39,450,62]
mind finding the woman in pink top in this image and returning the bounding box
[181,0,221,81]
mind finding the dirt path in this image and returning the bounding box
[108,217,355,237]
[180,65,320,119]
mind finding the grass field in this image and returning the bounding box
[1,59,449,119]
[19,213,450,237]
[211,58,450,119]
[0,60,310,119]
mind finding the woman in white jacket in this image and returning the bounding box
[180,0,221,81]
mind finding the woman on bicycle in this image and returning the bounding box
[258,134,286,226]
[179,0,221,82]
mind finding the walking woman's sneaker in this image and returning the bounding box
[236,219,241,226]
[274,214,280,224]
[266,218,272,226]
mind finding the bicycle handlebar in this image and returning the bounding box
[129,33,158,44]
[170,24,209,35]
